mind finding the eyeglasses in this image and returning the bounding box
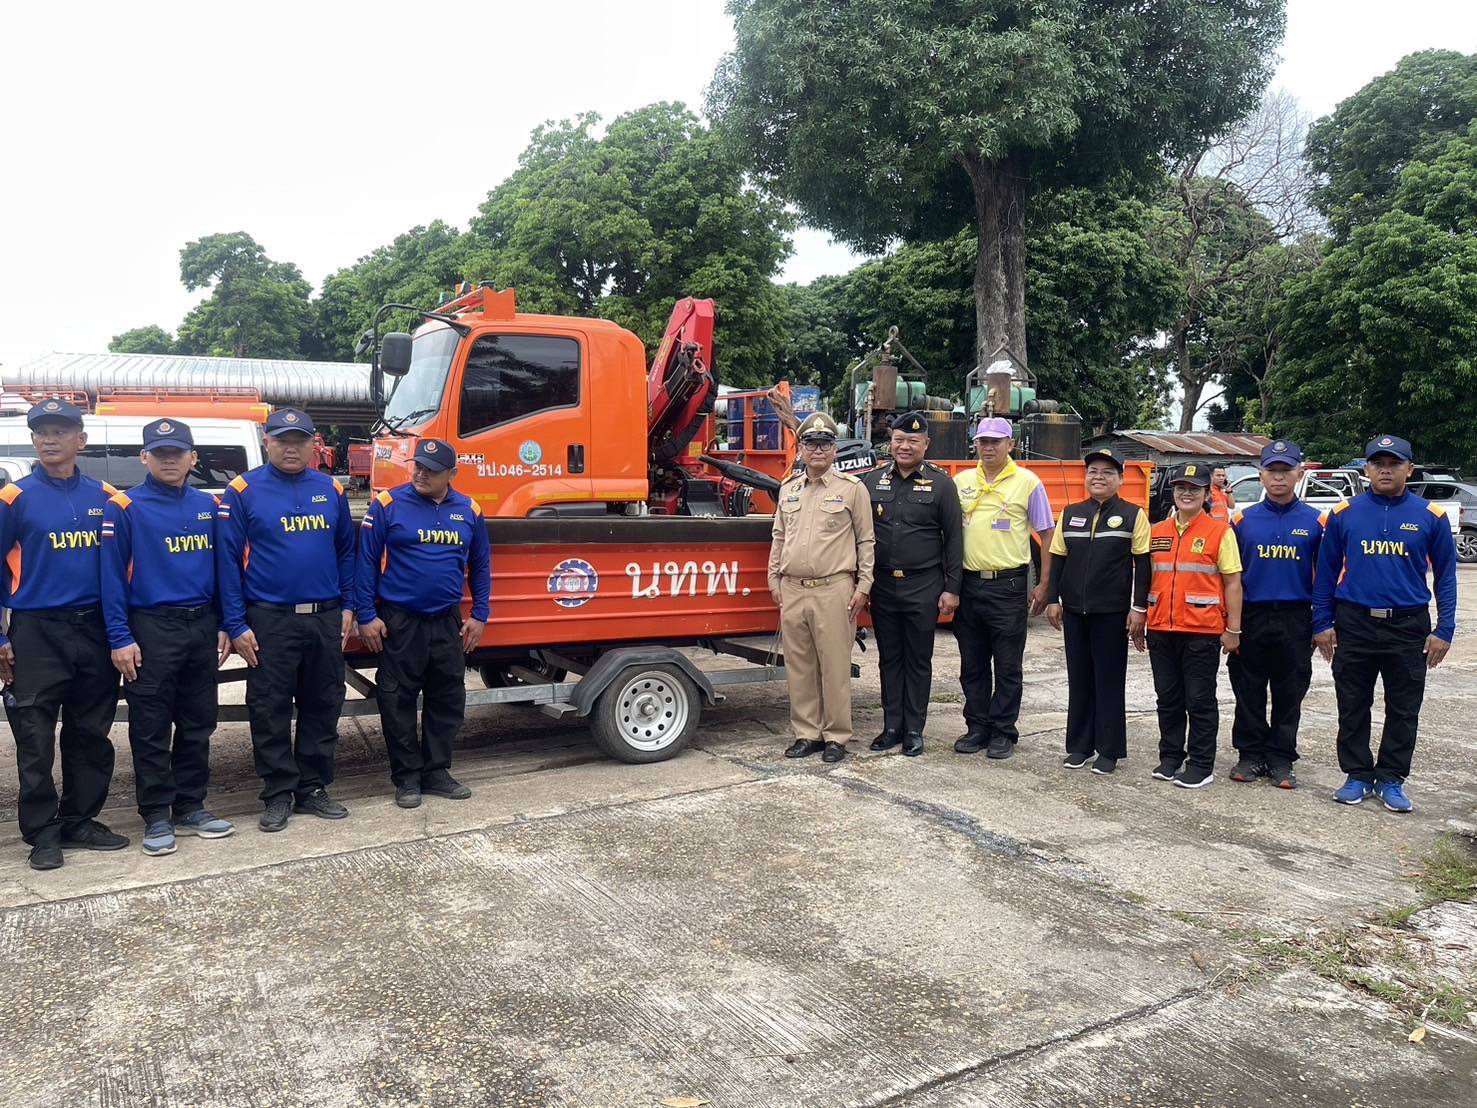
[801,441,835,451]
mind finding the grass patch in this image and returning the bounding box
[1381,834,1477,929]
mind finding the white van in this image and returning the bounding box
[0,414,263,495]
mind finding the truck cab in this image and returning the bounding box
[370,289,649,517]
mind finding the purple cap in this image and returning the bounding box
[972,416,1014,440]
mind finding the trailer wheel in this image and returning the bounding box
[590,664,699,763]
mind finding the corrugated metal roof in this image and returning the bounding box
[6,352,373,407]
[1089,430,1272,457]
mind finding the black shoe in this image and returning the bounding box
[421,771,472,800]
[785,739,826,758]
[1090,756,1117,776]
[1151,759,1181,782]
[294,787,349,820]
[1063,752,1091,769]
[954,731,989,754]
[870,730,902,752]
[901,732,924,757]
[821,742,847,763]
[1230,758,1267,783]
[1268,763,1298,790]
[60,820,129,851]
[1173,765,1215,790]
[259,797,292,832]
[986,735,1014,760]
[395,782,423,809]
[28,844,63,871]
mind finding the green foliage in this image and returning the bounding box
[464,103,794,387]
[108,324,175,355]
[1274,133,1477,469]
[313,221,469,360]
[173,232,314,359]
[1305,50,1477,241]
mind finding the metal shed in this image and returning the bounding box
[1082,429,1272,465]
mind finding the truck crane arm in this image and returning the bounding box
[646,297,718,463]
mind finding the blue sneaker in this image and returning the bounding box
[142,820,176,856]
[176,810,236,838]
[1333,777,1374,805]
[1375,781,1414,813]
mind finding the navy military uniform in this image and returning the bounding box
[216,408,356,828]
[355,439,491,805]
[101,419,233,845]
[1314,435,1458,808]
[0,400,125,867]
[859,411,962,755]
[1227,441,1324,784]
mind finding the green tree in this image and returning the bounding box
[1273,133,1477,468]
[174,232,314,359]
[711,0,1285,372]
[1305,50,1477,241]
[313,221,469,360]
[464,102,794,386]
[108,324,175,355]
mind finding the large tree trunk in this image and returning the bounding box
[963,154,1029,373]
[1174,319,1202,432]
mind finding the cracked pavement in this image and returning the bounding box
[1,566,1475,1106]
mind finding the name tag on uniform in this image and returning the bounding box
[1069,516,1087,527]
[992,515,1012,531]
[824,494,844,504]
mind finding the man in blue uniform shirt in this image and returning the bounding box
[102,419,236,857]
[1313,434,1458,813]
[0,399,126,870]
[1226,440,1325,790]
[217,407,356,832]
[355,439,491,807]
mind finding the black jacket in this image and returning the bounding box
[1046,494,1150,613]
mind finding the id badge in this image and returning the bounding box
[992,514,1012,532]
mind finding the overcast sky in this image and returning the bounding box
[1,0,1473,370]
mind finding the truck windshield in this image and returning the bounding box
[384,327,460,429]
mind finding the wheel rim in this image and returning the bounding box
[1458,533,1477,560]
[615,672,689,751]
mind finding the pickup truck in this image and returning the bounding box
[1236,468,1464,543]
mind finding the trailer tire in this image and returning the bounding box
[590,664,700,764]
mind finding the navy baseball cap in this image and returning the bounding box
[1365,434,1413,462]
[1169,461,1211,488]
[1083,447,1124,471]
[264,407,315,437]
[143,418,194,452]
[413,438,455,472]
[26,398,85,429]
[1260,439,1303,467]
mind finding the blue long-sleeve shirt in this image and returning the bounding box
[100,475,219,650]
[1313,489,1458,642]
[355,483,491,623]
[0,469,116,644]
[1230,496,1325,604]
[215,464,355,639]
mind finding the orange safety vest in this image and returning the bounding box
[1147,512,1230,634]
[1208,486,1232,522]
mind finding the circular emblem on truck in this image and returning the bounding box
[548,558,598,608]
[519,440,543,465]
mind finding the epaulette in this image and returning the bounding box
[1332,500,1351,514]
[228,475,249,493]
[781,472,804,486]
[374,490,393,507]
[836,471,860,483]
[1428,503,1445,519]
[0,484,21,505]
[108,491,132,510]
[101,481,120,496]
[1229,510,1243,525]
[332,477,345,496]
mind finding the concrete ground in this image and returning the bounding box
[1,569,1475,1107]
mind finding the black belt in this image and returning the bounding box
[963,566,1028,580]
[880,565,942,579]
[1337,600,1426,620]
[248,600,342,614]
[17,606,100,622]
[136,604,213,619]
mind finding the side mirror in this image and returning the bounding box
[380,333,413,377]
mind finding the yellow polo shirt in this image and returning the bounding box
[954,460,1055,571]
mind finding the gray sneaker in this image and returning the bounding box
[142,820,176,857]
[176,810,235,838]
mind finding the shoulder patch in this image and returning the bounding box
[228,475,249,493]
[0,484,21,505]
[469,498,483,518]
[108,491,132,510]
[1317,511,1329,526]
[100,481,119,496]
[374,490,393,507]
[836,471,860,483]
[1428,503,1446,519]
[332,478,345,496]
[1332,500,1351,514]
[1230,510,1243,525]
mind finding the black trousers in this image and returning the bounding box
[3,609,119,846]
[955,572,1029,742]
[123,607,219,822]
[244,603,346,803]
[1148,630,1221,772]
[871,568,943,734]
[1226,603,1313,768]
[1332,602,1430,783]
[1063,610,1129,760]
[375,602,467,786]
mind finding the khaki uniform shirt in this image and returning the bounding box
[767,467,876,594]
